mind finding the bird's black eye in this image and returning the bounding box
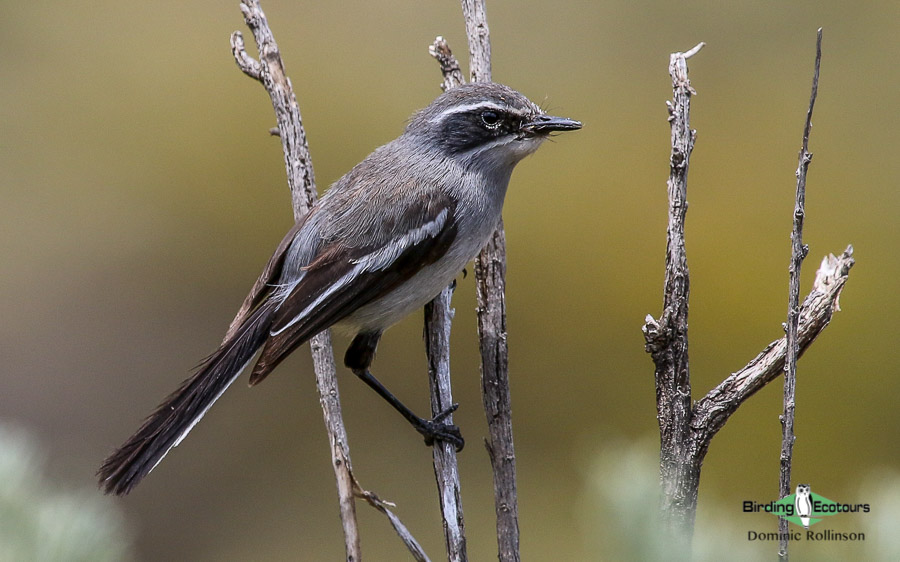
[480,110,501,128]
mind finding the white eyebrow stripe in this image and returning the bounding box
[430,102,527,123]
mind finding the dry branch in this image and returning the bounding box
[423,35,469,562]
[231,1,426,559]
[642,43,704,545]
[778,28,823,560]
[429,36,465,92]
[424,285,467,562]
[455,3,522,561]
[643,38,852,552]
[691,248,853,438]
[460,0,492,83]
[354,483,431,562]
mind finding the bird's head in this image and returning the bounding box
[406,82,581,172]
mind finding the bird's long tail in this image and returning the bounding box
[97,301,276,495]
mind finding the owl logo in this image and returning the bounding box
[795,484,812,528]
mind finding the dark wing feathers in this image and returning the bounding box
[248,206,457,385]
[98,189,458,494]
[98,299,278,495]
[223,217,309,341]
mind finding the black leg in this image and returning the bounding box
[345,332,465,451]
[344,331,381,371]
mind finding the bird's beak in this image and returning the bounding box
[521,114,583,135]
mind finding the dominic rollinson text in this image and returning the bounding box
[748,530,865,542]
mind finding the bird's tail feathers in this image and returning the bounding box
[97,301,276,495]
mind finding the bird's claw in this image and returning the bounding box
[417,404,464,452]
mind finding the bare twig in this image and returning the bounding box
[474,225,519,562]
[353,481,431,562]
[429,36,465,92]
[231,3,360,557]
[691,247,853,438]
[231,1,317,214]
[232,2,425,559]
[460,0,491,83]
[456,2,521,560]
[642,42,704,546]
[424,284,467,562]
[778,28,823,560]
[422,36,468,562]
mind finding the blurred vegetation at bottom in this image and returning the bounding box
[0,425,133,562]
[4,417,897,561]
[582,440,900,561]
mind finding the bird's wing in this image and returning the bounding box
[222,215,311,342]
[248,200,457,384]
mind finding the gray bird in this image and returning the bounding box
[98,82,581,495]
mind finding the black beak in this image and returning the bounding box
[522,114,583,135]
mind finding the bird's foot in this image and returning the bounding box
[415,404,464,452]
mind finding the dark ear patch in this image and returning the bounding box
[440,112,496,154]
[439,108,522,154]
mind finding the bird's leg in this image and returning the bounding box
[345,332,464,451]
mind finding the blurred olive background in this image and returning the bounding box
[2,0,898,560]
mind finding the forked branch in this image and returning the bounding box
[643,37,852,552]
